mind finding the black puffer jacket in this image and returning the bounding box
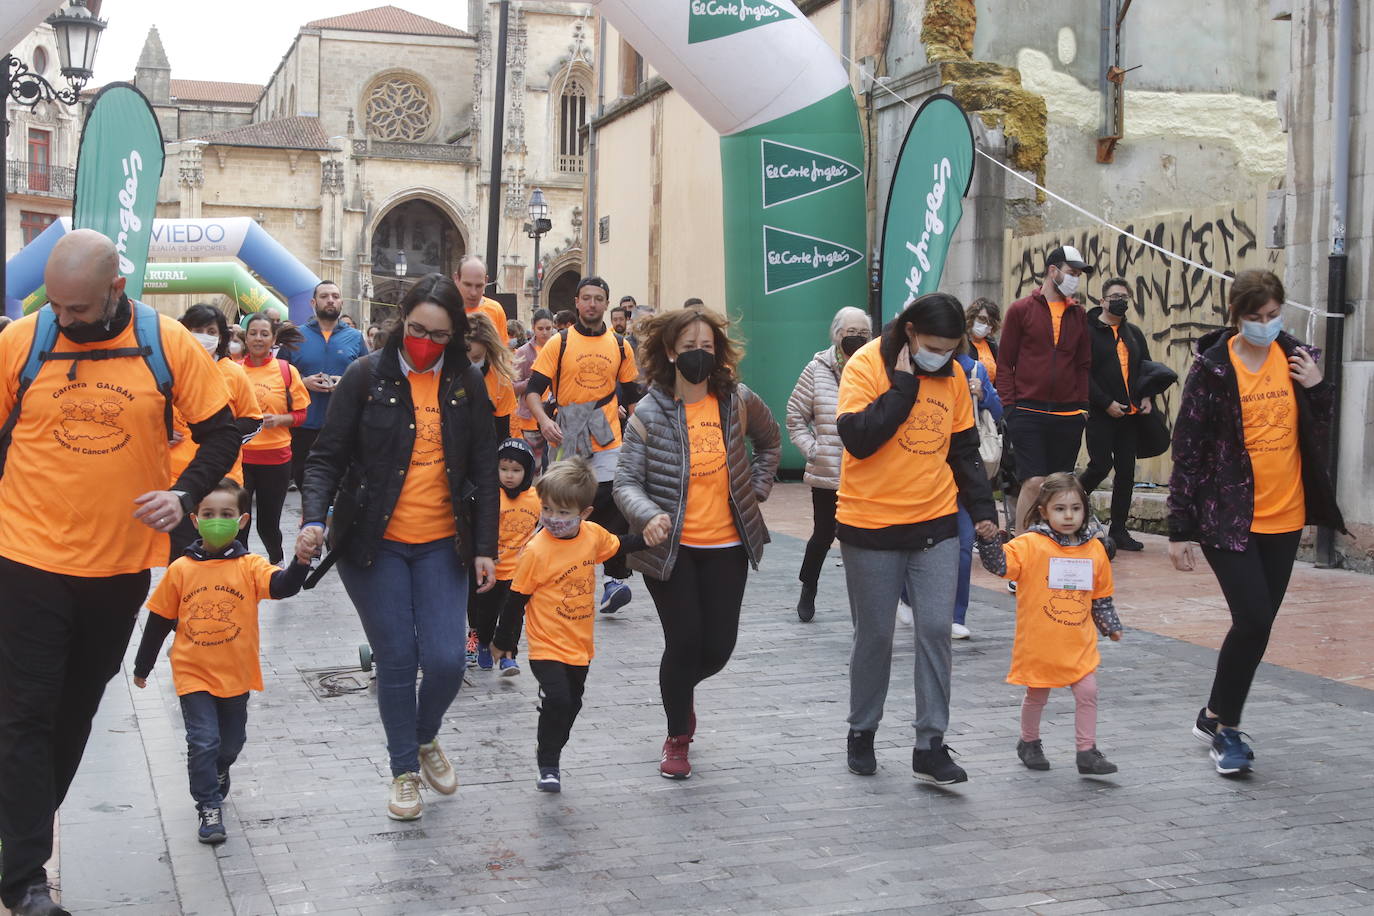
[301,341,499,568]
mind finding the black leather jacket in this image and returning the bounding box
[301,341,499,568]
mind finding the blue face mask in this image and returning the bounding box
[1239,315,1283,347]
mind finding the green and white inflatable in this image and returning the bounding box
[578,0,868,469]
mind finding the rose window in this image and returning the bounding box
[364,75,434,142]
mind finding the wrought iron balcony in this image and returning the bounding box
[6,159,76,198]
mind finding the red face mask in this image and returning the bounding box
[404,335,445,370]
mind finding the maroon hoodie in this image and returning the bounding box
[994,289,1092,411]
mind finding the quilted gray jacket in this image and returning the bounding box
[785,346,843,489]
[614,383,781,580]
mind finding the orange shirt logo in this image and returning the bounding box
[53,390,133,454]
[896,403,950,455]
[1043,589,1090,627]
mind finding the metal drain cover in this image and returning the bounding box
[299,666,373,699]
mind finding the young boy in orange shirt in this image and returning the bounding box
[472,438,542,675]
[133,479,313,845]
[492,458,657,792]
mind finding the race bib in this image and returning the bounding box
[1048,557,1093,591]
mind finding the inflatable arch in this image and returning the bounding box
[6,217,320,323]
[569,1,868,469]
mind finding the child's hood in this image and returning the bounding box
[498,437,536,497]
[1025,516,1107,549]
[185,539,251,562]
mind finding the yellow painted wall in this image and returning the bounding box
[658,90,725,313]
[590,106,653,303]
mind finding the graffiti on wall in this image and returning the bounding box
[1003,198,1283,484]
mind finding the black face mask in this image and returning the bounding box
[1105,299,1129,317]
[59,293,128,344]
[840,334,867,357]
[674,348,715,385]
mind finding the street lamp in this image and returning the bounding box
[526,188,552,307]
[3,0,108,316]
[394,249,408,278]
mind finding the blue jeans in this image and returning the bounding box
[954,503,974,626]
[179,691,249,809]
[338,538,469,776]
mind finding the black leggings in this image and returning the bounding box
[471,579,516,654]
[1201,530,1302,726]
[645,545,749,736]
[1079,409,1139,533]
[242,460,292,564]
[530,660,589,768]
[799,486,838,587]
[591,480,630,580]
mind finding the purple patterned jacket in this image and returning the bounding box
[1167,328,1345,552]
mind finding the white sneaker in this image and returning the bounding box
[951,622,971,639]
[387,772,424,820]
[418,740,458,795]
[896,602,913,626]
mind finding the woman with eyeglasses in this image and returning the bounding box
[785,306,871,622]
[1079,277,1152,551]
[466,312,516,440]
[297,273,499,822]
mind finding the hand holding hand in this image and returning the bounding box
[1168,540,1197,572]
[1288,349,1323,389]
[974,519,998,540]
[643,513,672,546]
[133,491,184,532]
[296,525,325,562]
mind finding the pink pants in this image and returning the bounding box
[1020,672,1098,751]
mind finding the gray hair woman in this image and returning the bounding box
[784,306,871,622]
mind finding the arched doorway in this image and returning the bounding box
[545,268,581,315]
[370,199,463,313]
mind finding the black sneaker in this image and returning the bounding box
[1076,746,1118,775]
[217,767,231,801]
[1016,738,1050,770]
[12,883,71,916]
[198,804,227,844]
[1112,530,1145,551]
[796,583,817,622]
[846,729,876,775]
[912,738,967,785]
[537,767,562,793]
[1192,707,1219,745]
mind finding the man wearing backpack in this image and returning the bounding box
[0,229,239,916]
[523,277,642,614]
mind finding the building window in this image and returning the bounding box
[619,41,644,97]
[558,80,588,173]
[32,46,48,75]
[27,129,51,192]
[20,211,57,245]
[363,74,435,142]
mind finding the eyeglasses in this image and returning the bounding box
[1104,295,1130,302]
[406,321,453,344]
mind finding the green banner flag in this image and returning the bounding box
[879,94,975,321]
[72,82,165,300]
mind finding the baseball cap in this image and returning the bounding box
[1046,244,1095,275]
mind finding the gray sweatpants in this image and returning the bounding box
[842,537,958,745]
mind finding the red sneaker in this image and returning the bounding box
[659,735,692,780]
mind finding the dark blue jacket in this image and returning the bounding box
[955,353,1002,422]
[284,318,367,429]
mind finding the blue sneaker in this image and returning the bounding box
[476,644,493,670]
[1210,728,1254,776]
[599,580,632,614]
[197,805,226,844]
[499,657,520,677]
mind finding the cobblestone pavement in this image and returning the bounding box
[54,486,1374,915]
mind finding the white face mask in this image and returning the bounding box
[192,332,220,355]
[1056,269,1080,298]
[229,340,244,357]
[972,320,991,339]
[912,346,952,373]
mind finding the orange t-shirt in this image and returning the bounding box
[483,365,516,419]
[385,370,456,544]
[972,336,997,382]
[1230,338,1305,533]
[836,340,975,529]
[495,487,542,580]
[1111,326,1136,415]
[531,327,639,451]
[999,532,1114,688]
[147,552,278,697]
[511,522,621,666]
[0,310,230,577]
[240,358,309,461]
[680,395,740,548]
[169,357,261,487]
[469,298,509,348]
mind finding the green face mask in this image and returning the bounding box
[196,517,241,550]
